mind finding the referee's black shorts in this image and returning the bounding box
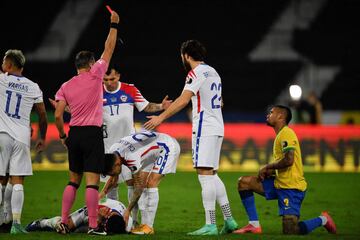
[65,126,104,174]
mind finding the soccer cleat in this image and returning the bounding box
[131,224,144,232]
[25,219,42,232]
[88,227,107,236]
[56,222,70,234]
[321,211,336,234]
[25,218,54,232]
[187,224,218,236]
[10,223,28,234]
[131,224,154,235]
[220,217,239,234]
[233,223,262,234]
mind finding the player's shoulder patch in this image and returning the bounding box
[186,77,193,84]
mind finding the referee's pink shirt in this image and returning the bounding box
[55,59,108,127]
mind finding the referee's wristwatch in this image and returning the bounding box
[59,133,67,139]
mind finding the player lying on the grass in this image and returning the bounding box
[100,130,180,234]
[234,105,336,235]
[25,197,132,235]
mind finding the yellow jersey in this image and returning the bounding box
[273,126,307,191]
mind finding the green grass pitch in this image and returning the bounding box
[3,171,360,239]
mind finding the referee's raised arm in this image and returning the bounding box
[101,10,120,63]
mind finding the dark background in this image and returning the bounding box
[1,0,359,122]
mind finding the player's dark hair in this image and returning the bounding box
[75,51,95,69]
[274,105,292,124]
[106,214,126,234]
[180,40,207,61]
[106,64,121,75]
[103,153,116,175]
[4,49,25,69]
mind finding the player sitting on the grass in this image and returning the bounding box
[234,105,336,235]
[100,130,180,235]
[25,197,132,235]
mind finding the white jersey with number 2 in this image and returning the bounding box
[183,63,224,137]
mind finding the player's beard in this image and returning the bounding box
[182,59,191,73]
[266,120,274,127]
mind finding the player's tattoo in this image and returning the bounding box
[282,215,299,234]
[127,173,145,211]
[267,150,294,170]
[144,103,162,113]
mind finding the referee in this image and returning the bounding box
[54,10,120,235]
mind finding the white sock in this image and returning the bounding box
[70,207,88,228]
[214,174,233,220]
[146,188,159,228]
[11,184,24,224]
[0,183,2,205]
[106,187,118,200]
[4,183,13,223]
[138,188,148,225]
[40,216,61,229]
[249,220,260,227]
[0,183,3,225]
[198,175,216,225]
[319,215,327,225]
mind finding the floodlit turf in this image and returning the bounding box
[3,171,360,239]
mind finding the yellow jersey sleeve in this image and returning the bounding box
[273,126,307,191]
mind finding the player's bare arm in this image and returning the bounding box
[123,171,146,225]
[54,100,67,147]
[99,175,119,199]
[143,95,173,113]
[258,150,294,181]
[144,90,193,130]
[34,102,48,153]
[101,11,120,63]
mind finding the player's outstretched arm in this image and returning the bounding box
[143,95,173,113]
[144,90,193,130]
[34,102,48,153]
[101,10,120,63]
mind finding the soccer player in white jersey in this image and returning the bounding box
[25,197,132,235]
[144,40,238,235]
[101,66,172,204]
[0,49,48,234]
[101,130,180,234]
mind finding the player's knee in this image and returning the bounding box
[13,184,24,192]
[282,215,300,235]
[237,176,249,190]
[146,177,159,188]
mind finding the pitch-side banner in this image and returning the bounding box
[31,123,360,172]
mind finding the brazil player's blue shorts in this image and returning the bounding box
[262,177,306,217]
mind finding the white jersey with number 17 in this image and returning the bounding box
[183,63,224,137]
[0,73,43,146]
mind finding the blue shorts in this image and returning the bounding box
[262,177,306,217]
